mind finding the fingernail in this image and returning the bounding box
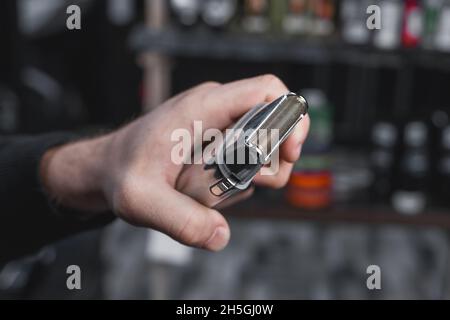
[205,227,230,252]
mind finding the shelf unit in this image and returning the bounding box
[130,26,450,70]
[224,195,450,229]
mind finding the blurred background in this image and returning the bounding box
[2,0,450,299]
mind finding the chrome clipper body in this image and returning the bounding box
[177,92,308,207]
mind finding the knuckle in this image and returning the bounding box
[177,211,211,247]
[189,81,221,96]
[259,74,284,87]
[179,227,202,248]
[198,81,221,89]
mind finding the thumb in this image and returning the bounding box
[116,183,230,251]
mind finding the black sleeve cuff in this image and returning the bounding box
[0,133,115,265]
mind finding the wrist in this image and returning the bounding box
[40,134,113,214]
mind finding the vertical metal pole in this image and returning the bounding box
[142,0,171,112]
[142,0,172,300]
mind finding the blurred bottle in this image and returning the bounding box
[392,121,430,215]
[201,0,237,30]
[107,0,136,26]
[340,0,371,45]
[285,89,333,210]
[402,0,424,48]
[280,0,312,35]
[332,149,372,204]
[434,0,450,51]
[369,121,399,203]
[422,0,443,49]
[373,0,403,50]
[240,0,273,33]
[310,0,336,37]
[169,0,202,28]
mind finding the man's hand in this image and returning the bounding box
[40,75,310,251]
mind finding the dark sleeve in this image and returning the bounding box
[0,133,115,266]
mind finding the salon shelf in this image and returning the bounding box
[130,26,450,70]
[223,195,450,229]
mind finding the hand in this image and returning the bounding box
[40,75,310,251]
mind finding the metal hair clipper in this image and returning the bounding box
[177,92,308,208]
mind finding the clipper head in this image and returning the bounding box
[216,92,308,191]
[244,93,308,161]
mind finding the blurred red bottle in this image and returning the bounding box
[402,0,424,47]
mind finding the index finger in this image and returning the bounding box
[193,74,290,130]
